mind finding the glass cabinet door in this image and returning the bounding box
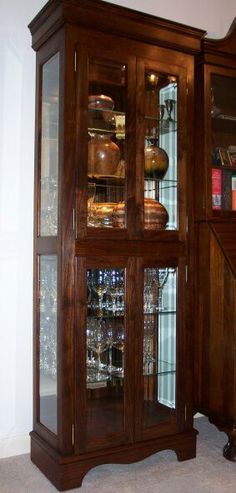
[142,267,177,429]
[143,68,178,231]
[40,53,59,236]
[39,255,57,434]
[37,52,60,436]
[87,59,127,229]
[86,267,126,439]
[211,73,236,213]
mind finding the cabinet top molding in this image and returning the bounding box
[28,0,205,53]
[199,17,236,66]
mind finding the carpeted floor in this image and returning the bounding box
[0,417,235,493]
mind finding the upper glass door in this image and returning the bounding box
[39,53,59,236]
[211,73,236,213]
[87,59,127,229]
[142,66,178,232]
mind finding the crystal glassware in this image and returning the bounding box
[164,98,176,122]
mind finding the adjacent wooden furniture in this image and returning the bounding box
[194,18,236,461]
[29,0,204,489]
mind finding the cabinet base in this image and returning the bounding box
[30,430,197,491]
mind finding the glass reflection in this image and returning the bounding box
[87,60,126,228]
[40,53,59,236]
[211,74,236,212]
[144,71,178,230]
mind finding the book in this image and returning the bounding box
[232,173,236,211]
[211,147,221,166]
[212,168,222,209]
[222,169,232,210]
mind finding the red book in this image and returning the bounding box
[232,174,236,211]
[212,168,222,209]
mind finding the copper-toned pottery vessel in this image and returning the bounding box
[88,134,120,176]
[112,199,168,230]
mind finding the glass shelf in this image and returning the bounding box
[212,113,236,122]
[88,313,125,319]
[87,360,176,385]
[89,108,125,117]
[146,359,176,376]
[145,115,177,128]
[144,309,176,315]
[88,127,125,138]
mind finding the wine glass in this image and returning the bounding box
[157,104,165,121]
[87,183,96,226]
[87,319,109,381]
[93,270,108,315]
[105,320,115,373]
[143,315,156,375]
[164,99,176,122]
[112,321,125,376]
[154,267,169,310]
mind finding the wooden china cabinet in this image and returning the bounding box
[29,0,204,489]
[194,19,236,461]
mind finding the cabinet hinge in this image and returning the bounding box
[185,265,188,283]
[185,404,187,422]
[203,194,206,210]
[74,51,77,72]
[72,423,75,445]
[186,216,189,234]
[72,208,75,232]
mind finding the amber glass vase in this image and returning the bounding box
[144,144,169,179]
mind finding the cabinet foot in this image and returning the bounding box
[223,429,236,462]
[208,416,236,462]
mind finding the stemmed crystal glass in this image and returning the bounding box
[158,103,165,121]
[87,183,96,226]
[86,319,109,381]
[93,270,108,315]
[144,267,171,312]
[41,176,58,235]
[105,320,115,373]
[164,99,176,122]
[143,315,156,375]
[112,321,125,376]
[153,268,169,310]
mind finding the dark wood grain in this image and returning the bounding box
[28,0,204,53]
[31,427,197,491]
[30,0,200,488]
[194,18,236,460]
[210,222,236,277]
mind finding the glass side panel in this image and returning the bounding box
[143,267,176,428]
[211,74,236,212]
[39,255,57,434]
[87,60,126,228]
[40,53,59,236]
[86,268,125,437]
[144,72,178,230]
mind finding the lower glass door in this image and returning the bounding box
[143,267,177,428]
[39,255,57,434]
[86,268,126,438]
